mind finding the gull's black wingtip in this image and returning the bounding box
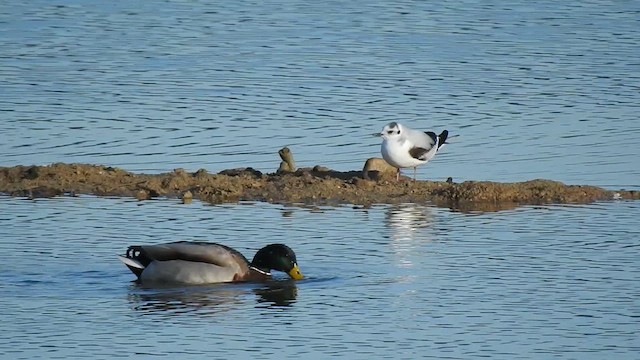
[438,130,449,148]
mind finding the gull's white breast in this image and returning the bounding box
[381,138,426,168]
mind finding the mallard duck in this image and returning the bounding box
[117,241,304,285]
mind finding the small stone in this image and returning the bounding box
[277,161,292,173]
[182,190,193,204]
[219,167,262,177]
[135,189,150,200]
[362,157,396,180]
[312,165,331,172]
[194,169,209,177]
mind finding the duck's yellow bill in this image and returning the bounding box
[288,264,304,280]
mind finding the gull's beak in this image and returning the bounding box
[372,132,382,137]
[287,263,304,280]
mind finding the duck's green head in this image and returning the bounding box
[252,244,304,280]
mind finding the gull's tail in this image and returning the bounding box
[437,130,449,149]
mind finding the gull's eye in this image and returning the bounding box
[387,130,394,135]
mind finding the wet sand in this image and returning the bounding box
[0,162,636,211]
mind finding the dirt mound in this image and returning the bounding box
[0,162,636,211]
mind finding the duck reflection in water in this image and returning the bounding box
[253,281,298,307]
[128,280,298,315]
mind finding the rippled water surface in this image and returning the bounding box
[1,196,639,359]
[1,0,639,187]
[1,1,640,359]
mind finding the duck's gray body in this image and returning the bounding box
[118,241,254,285]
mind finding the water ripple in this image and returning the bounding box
[2,0,640,358]
[1,1,639,186]
[5,196,639,358]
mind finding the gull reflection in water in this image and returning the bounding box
[385,203,435,268]
[127,280,298,315]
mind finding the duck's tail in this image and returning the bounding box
[117,246,147,278]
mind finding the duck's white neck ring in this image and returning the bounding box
[249,266,271,276]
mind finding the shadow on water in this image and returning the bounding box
[127,280,299,315]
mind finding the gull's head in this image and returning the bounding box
[380,122,402,140]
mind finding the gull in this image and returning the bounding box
[379,122,449,181]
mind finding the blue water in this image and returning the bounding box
[0,197,639,359]
[1,0,639,187]
[1,1,639,359]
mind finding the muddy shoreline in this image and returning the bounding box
[1,162,636,211]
